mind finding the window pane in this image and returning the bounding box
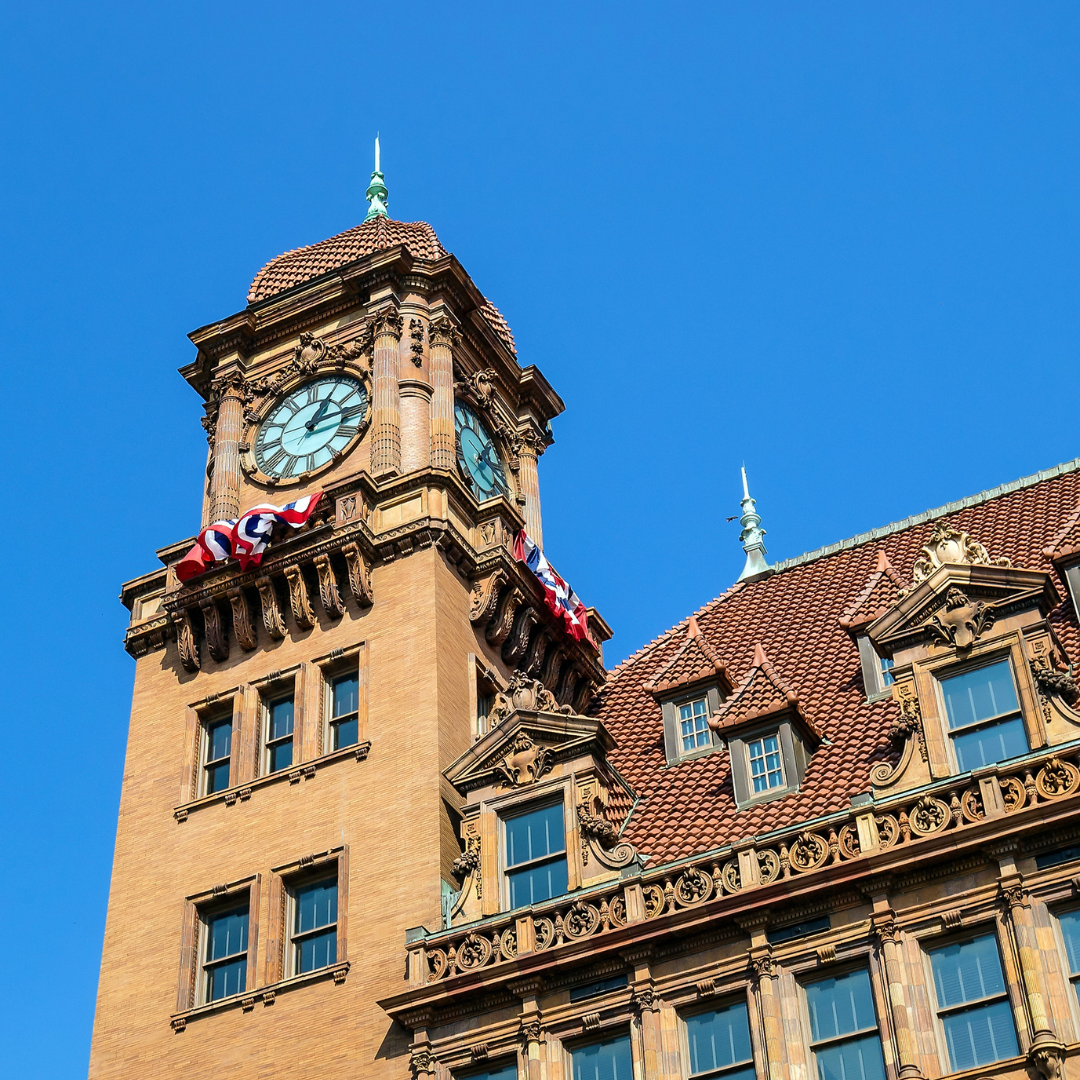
[807,970,877,1041]
[506,804,566,867]
[269,739,293,773]
[941,1001,1019,1071]
[814,1033,886,1080]
[749,736,784,793]
[332,674,359,718]
[465,1064,518,1080]
[207,956,246,1001]
[206,760,230,793]
[333,715,358,750]
[295,879,337,933]
[1058,911,1080,975]
[942,661,1019,729]
[208,718,232,761]
[269,696,294,741]
[685,1001,753,1075]
[930,935,1007,1007]
[952,717,1028,771]
[508,856,569,908]
[572,1034,633,1080]
[207,908,248,961]
[879,657,894,687]
[297,927,337,973]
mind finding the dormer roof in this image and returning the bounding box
[838,550,906,632]
[644,616,731,697]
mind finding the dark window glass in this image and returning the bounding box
[806,970,885,1080]
[460,1064,518,1080]
[767,916,830,945]
[504,803,569,908]
[929,935,1018,1070]
[331,673,360,750]
[204,906,248,1002]
[293,877,338,974]
[685,1001,755,1080]
[572,1034,633,1080]
[204,716,232,793]
[1058,910,1080,1010]
[570,974,629,1003]
[266,693,294,773]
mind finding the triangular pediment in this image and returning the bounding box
[444,710,616,794]
[867,562,1058,653]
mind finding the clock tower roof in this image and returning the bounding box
[246,215,517,355]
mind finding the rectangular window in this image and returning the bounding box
[805,969,885,1080]
[940,660,1028,771]
[329,672,359,750]
[928,934,1019,1070]
[679,697,712,753]
[265,692,295,774]
[291,877,338,975]
[459,1064,518,1080]
[1056,910,1080,1009]
[504,801,568,909]
[879,657,894,688]
[202,905,248,1002]
[572,1033,633,1080]
[203,713,232,794]
[684,1001,755,1080]
[747,735,784,793]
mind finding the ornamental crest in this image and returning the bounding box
[925,586,997,649]
[496,731,552,787]
[907,524,1011,593]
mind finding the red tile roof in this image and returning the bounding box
[838,550,906,631]
[247,216,517,354]
[593,462,1080,865]
[707,644,819,739]
[643,616,729,696]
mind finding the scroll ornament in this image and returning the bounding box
[902,523,1011,597]
[577,802,637,869]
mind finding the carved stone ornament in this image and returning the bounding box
[409,1048,435,1079]
[496,731,553,787]
[284,565,316,630]
[749,955,775,980]
[372,306,404,339]
[520,1018,542,1045]
[629,987,658,1015]
[314,555,344,620]
[256,576,287,640]
[172,610,200,672]
[906,523,1011,595]
[1032,663,1080,705]
[487,670,569,728]
[469,569,508,625]
[1028,1040,1067,1080]
[341,543,374,607]
[200,599,229,662]
[227,587,258,651]
[578,801,637,869]
[409,318,425,367]
[455,367,497,409]
[925,587,997,649]
[429,313,461,349]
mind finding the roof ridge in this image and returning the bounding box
[767,458,1080,575]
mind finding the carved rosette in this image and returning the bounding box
[341,543,374,608]
[255,576,286,640]
[314,555,344,620]
[284,565,316,630]
[227,587,258,651]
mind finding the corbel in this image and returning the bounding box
[200,599,229,662]
[502,605,540,666]
[469,568,508,626]
[172,610,200,672]
[227,587,258,651]
[540,648,563,694]
[314,555,345,620]
[341,542,374,607]
[284,565,316,630]
[556,665,579,707]
[486,588,523,648]
[255,576,287,640]
[523,628,551,677]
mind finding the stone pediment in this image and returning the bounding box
[444,710,616,795]
[867,561,1059,654]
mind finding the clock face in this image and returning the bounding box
[254,375,369,480]
[455,401,510,501]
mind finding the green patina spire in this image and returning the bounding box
[364,133,389,221]
[737,466,772,582]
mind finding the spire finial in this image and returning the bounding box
[365,133,389,222]
[736,468,771,582]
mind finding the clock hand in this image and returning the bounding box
[305,399,332,431]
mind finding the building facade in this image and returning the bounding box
[91,176,1080,1080]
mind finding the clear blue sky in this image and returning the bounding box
[2,3,1079,1074]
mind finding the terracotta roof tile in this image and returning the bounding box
[838,550,906,630]
[593,466,1080,865]
[643,616,730,696]
[707,645,818,738]
[247,216,516,354]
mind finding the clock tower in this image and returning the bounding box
[88,152,611,1079]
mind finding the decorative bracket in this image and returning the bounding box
[256,576,287,640]
[284,565,316,630]
[341,543,374,607]
[314,555,345,620]
[227,587,258,651]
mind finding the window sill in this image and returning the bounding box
[174,742,371,821]
[170,961,350,1030]
[664,743,725,768]
[735,784,799,811]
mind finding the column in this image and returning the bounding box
[369,305,403,476]
[750,952,785,1080]
[1001,882,1059,1046]
[208,372,248,522]
[517,429,545,546]
[400,381,433,473]
[873,918,924,1080]
[429,313,459,471]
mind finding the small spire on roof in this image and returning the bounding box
[737,466,771,582]
[364,133,389,222]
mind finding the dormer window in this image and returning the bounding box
[857,635,894,700]
[747,734,785,794]
[504,800,568,909]
[679,696,712,754]
[940,658,1028,771]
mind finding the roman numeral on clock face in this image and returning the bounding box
[264,448,288,474]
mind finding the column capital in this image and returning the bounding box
[371,305,404,339]
[429,312,462,348]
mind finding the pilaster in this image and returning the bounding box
[370,305,403,476]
